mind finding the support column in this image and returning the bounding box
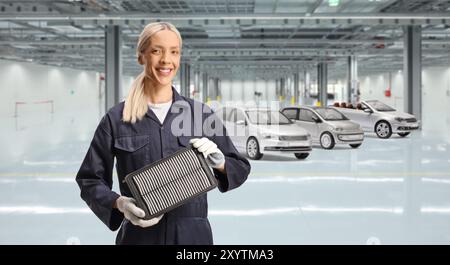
[294,72,299,106]
[347,55,358,103]
[194,70,200,100]
[280,78,285,102]
[214,78,220,101]
[202,72,208,103]
[105,25,122,112]
[303,71,311,105]
[180,62,191,98]
[275,78,280,99]
[318,62,328,106]
[403,25,422,121]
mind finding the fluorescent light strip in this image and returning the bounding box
[421,207,450,214]
[0,206,91,214]
[301,206,404,214]
[422,178,450,184]
[210,207,300,216]
[0,206,404,216]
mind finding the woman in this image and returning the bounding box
[76,22,250,245]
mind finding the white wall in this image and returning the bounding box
[220,78,276,107]
[0,60,100,118]
[0,59,135,118]
[358,66,450,137]
[422,66,450,136]
[0,59,137,162]
[359,71,405,111]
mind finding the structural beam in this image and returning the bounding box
[347,55,359,103]
[2,13,449,25]
[105,25,122,112]
[318,62,328,106]
[214,78,220,101]
[180,62,191,98]
[294,72,299,106]
[202,72,208,103]
[403,25,422,121]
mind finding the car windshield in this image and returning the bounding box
[365,100,396,112]
[245,110,292,125]
[314,108,348,121]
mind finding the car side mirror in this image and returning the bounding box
[312,116,321,123]
[363,108,373,113]
[236,120,246,126]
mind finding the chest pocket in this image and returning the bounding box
[114,135,149,153]
[114,135,150,183]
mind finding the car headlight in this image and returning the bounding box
[395,117,405,122]
[331,127,343,132]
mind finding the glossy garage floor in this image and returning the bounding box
[1,110,450,244]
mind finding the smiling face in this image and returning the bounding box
[139,29,181,89]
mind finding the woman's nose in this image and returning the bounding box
[160,52,170,64]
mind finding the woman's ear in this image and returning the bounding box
[138,55,144,65]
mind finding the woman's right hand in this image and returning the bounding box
[115,196,163,228]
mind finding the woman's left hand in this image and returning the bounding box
[189,137,225,172]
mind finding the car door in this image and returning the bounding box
[297,109,319,141]
[356,102,376,130]
[234,109,248,149]
[282,108,299,121]
[223,108,238,147]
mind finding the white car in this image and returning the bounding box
[215,107,312,160]
[332,100,420,139]
[281,106,364,149]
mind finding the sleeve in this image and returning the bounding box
[75,114,123,231]
[213,134,251,192]
[206,110,251,192]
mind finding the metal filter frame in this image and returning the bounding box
[124,147,217,220]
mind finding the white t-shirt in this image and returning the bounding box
[148,100,172,124]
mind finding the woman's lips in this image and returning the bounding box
[157,68,173,76]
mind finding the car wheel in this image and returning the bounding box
[375,121,392,139]
[398,132,410,137]
[349,143,361,148]
[294,153,309,159]
[320,132,335,149]
[246,137,263,160]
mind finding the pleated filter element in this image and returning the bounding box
[124,147,217,220]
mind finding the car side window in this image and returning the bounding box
[216,108,225,121]
[236,110,246,123]
[283,109,298,120]
[299,109,316,122]
[227,108,236,122]
[361,103,369,110]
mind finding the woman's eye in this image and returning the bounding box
[172,50,179,55]
[152,50,161,54]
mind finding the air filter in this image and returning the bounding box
[124,147,217,220]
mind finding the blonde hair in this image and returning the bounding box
[122,22,182,123]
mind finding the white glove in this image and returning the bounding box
[189,137,225,169]
[116,196,163,228]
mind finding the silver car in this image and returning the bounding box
[282,106,364,149]
[332,100,420,139]
[215,107,312,160]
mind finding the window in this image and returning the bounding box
[314,108,348,121]
[227,108,236,122]
[246,110,292,125]
[282,109,298,120]
[236,110,246,124]
[299,109,317,122]
[365,100,396,112]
